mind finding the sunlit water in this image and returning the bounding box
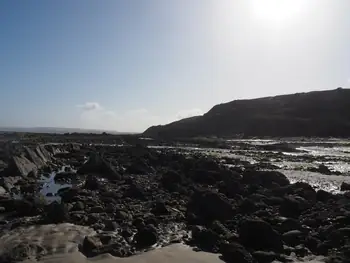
[152,139,350,192]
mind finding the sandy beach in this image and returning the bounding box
[0,223,223,263]
[23,244,223,263]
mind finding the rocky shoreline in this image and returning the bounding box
[0,141,350,262]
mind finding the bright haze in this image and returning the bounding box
[1,0,350,133]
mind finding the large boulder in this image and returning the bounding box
[54,172,77,183]
[84,175,101,190]
[44,201,70,223]
[238,219,283,252]
[0,176,20,192]
[77,153,121,180]
[340,182,350,191]
[35,145,52,162]
[24,147,46,167]
[133,225,158,248]
[7,155,37,177]
[81,236,102,257]
[191,226,221,252]
[187,189,235,223]
[0,198,43,216]
[161,170,185,191]
[242,171,290,188]
[282,230,304,247]
[220,242,255,263]
[279,195,311,218]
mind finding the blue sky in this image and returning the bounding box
[1,0,350,132]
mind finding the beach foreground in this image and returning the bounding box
[1,138,350,263]
[23,244,223,263]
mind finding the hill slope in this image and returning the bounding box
[143,88,350,138]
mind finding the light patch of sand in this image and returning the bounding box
[0,223,326,263]
[0,223,95,257]
[23,244,224,263]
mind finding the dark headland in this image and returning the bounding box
[144,88,350,138]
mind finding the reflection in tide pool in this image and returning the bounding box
[39,172,72,203]
[13,166,73,203]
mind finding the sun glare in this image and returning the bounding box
[252,0,307,24]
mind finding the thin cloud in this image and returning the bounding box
[76,103,161,132]
[76,102,101,111]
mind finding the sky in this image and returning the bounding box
[1,0,350,132]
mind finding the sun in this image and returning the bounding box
[251,0,307,24]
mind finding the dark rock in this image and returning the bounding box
[20,183,38,194]
[56,186,71,195]
[294,244,310,257]
[0,176,19,192]
[341,182,350,192]
[115,210,132,221]
[317,164,332,175]
[238,197,266,214]
[122,228,133,239]
[211,220,232,239]
[44,201,70,223]
[161,170,185,191]
[279,218,302,233]
[86,214,99,225]
[90,206,104,213]
[104,220,119,231]
[239,219,283,252]
[187,189,235,223]
[280,195,310,218]
[27,169,38,178]
[24,146,46,167]
[317,241,333,256]
[55,172,76,182]
[126,159,153,175]
[151,201,170,215]
[71,201,85,211]
[77,152,121,180]
[59,188,79,203]
[81,236,102,256]
[282,230,304,247]
[84,175,101,190]
[124,182,147,200]
[99,235,113,245]
[242,171,289,188]
[105,203,116,213]
[329,228,350,248]
[0,199,42,216]
[219,172,245,198]
[305,235,321,253]
[35,145,52,163]
[191,226,221,252]
[133,225,158,248]
[252,251,278,263]
[191,169,221,185]
[260,143,297,152]
[220,242,254,263]
[317,190,334,202]
[7,155,37,177]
